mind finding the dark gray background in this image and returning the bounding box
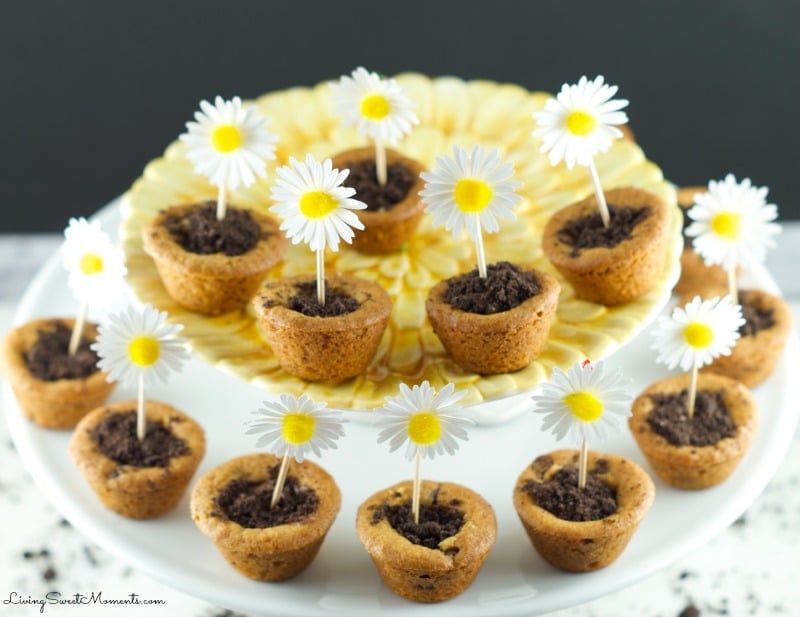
[2,0,798,232]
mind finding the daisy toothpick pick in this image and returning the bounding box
[181,96,278,220]
[62,218,127,355]
[270,154,367,305]
[686,174,780,305]
[420,145,521,278]
[533,75,629,227]
[652,295,744,418]
[93,305,189,440]
[533,360,631,490]
[246,394,345,508]
[376,381,473,524]
[330,66,418,186]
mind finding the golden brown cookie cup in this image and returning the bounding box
[190,453,341,582]
[142,203,286,315]
[702,289,793,387]
[1,318,115,429]
[68,400,205,518]
[252,273,392,381]
[331,147,426,254]
[356,480,496,603]
[425,267,560,375]
[542,187,672,306]
[629,373,758,490]
[513,450,654,573]
[674,185,729,296]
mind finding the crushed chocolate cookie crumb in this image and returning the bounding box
[522,466,617,522]
[647,389,736,447]
[371,497,464,549]
[215,467,318,528]
[740,293,776,337]
[89,411,188,468]
[24,322,99,381]
[443,261,540,314]
[163,202,261,256]
[341,159,415,212]
[558,204,651,256]
[287,280,359,317]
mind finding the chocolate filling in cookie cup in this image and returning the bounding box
[513,450,654,573]
[425,263,560,375]
[542,187,672,306]
[356,480,496,603]
[1,318,115,429]
[331,147,426,254]
[190,453,341,582]
[629,372,758,490]
[142,202,286,315]
[252,273,392,381]
[68,400,205,518]
[702,289,792,388]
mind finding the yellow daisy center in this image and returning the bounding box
[299,191,339,219]
[566,110,597,136]
[211,124,243,153]
[453,178,493,213]
[684,322,714,348]
[128,336,160,367]
[711,212,741,240]
[360,93,391,120]
[407,412,442,446]
[79,253,104,275]
[564,392,603,422]
[281,412,316,445]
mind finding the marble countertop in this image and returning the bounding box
[1,229,799,617]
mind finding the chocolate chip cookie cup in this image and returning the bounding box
[513,449,655,573]
[425,263,560,375]
[356,480,496,603]
[68,400,206,518]
[252,272,392,381]
[542,187,673,306]
[629,372,759,490]
[190,453,341,582]
[142,202,286,315]
[331,147,426,254]
[1,318,115,429]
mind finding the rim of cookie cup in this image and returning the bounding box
[513,449,655,573]
[190,453,341,582]
[68,400,206,518]
[1,318,116,429]
[629,372,759,490]
[251,272,392,381]
[425,266,560,375]
[330,146,427,254]
[541,187,673,306]
[141,202,287,315]
[356,479,497,603]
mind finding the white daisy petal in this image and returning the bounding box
[179,96,278,190]
[92,304,187,389]
[63,218,128,307]
[532,360,632,446]
[420,145,522,243]
[686,174,780,269]
[374,380,473,462]
[269,155,367,252]
[651,295,745,371]
[532,75,628,170]
[330,67,418,145]
[244,394,345,463]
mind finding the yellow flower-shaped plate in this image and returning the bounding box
[121,75,681,414]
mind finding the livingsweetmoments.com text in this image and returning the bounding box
[4,591,166,613]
